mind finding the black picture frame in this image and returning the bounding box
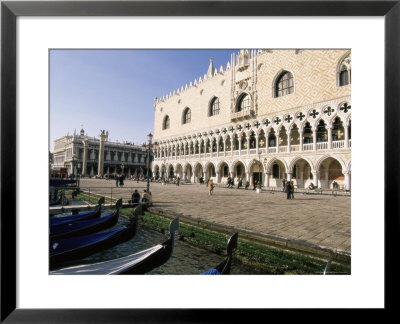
[1,0,398,322]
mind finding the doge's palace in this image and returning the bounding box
[152,49,351,190]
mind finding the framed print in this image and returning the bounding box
[1,0,399,322]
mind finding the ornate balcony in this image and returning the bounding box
[231,109,254,121]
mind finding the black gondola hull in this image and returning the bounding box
[50,218,138,269]
[50,210,119,240]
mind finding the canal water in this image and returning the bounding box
[51,210,261,274]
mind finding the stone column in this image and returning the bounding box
[216,172,220,183]
[313,127,317,151]
[231,139,234,156]
[312,171,320,188]
[223,139,226,157]
[276,133,280,152]
[198,142,201,159]
[256,135,259,155]
[344,124,349,148]
[287,172,292,182]
[82,139,88,176]
[238,137,242,156]
[245,171,250,182]
[327,126,332,149]
[287,129,291,152]
[344,171,351,190]
[299,127,304,152]
[247,137,250,156]
[264,172,270,187]
[97,132,107,177]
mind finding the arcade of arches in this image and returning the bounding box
[153,155,350,190]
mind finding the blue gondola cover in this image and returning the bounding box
[200,268,221,275]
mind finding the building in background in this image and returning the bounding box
[152,49,351,190]
[52,128,149,178]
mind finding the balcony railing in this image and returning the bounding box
[316,142,328,150]
[155,140,350,161]
[303,143,314,151]
[231,109,254,120]
[332,140,345,149]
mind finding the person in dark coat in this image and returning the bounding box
[237,177,242,189]
[115,175,119,187]
[282,178,286,192]
[285,181,291,199]
[227,177,232,188]
[119,175,124,187]
[131,189,140,203]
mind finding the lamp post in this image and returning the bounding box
[141,133,159,193]
[76,162,82,187]
[72,154,77,179]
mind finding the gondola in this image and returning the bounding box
[50,199,122,240]
[50,217,179,275]
[50,197,105,226]
[49,178,77,187]
[50,211,140,270]
[201,232,238,275]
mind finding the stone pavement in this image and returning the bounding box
[79,178,351,256]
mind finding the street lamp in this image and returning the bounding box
[72,154,78,179]
[76,162,82,187]
[141,132,159,193]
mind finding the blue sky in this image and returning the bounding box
[50,49,238,151]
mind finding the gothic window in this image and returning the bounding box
[163,115,170,130]
[183,108,191,124]
[303,122,313,144]
[209,97,220,116]
[275,71,294,97]
[339,65,349,86]
[337,53,351,87]
[316,120,328,142]
[236,94,251,112]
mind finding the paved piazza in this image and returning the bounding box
[79,178,351,255]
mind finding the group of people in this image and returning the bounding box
[226,177,252,190]
[282,179,295,199]
[130,189,152,204]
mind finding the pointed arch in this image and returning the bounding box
[273,69,294,98]
[162,115,170,130]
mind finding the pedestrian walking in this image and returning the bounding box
[176,176,180,186]
[290,180,294,199]
[115,175,119,187]
[227,177,232,188]
[237,177,242,189]
[282,178,286,192]
[119,175,124,187]
[285,181,291,199]
[208,179,214,195]
[245,181,249,190]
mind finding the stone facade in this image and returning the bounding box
[152,49,351,190]
[52,129,148,178]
